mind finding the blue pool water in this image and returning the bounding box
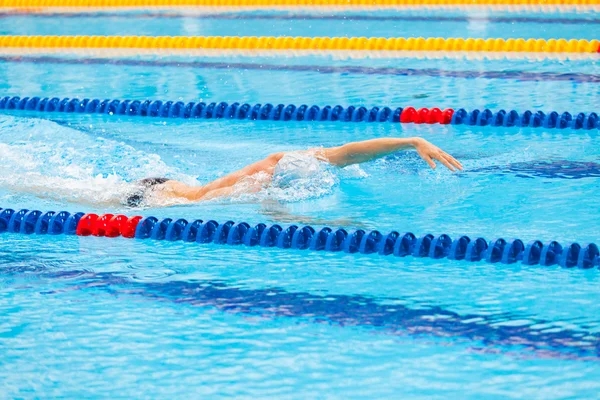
[1,7,600,398]
[1,9,600,39]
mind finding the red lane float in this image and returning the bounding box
[400,107,454,124]
[76,213,99,236]
[93,213,113,236]
[106,214,130,237]
[76,213,142,238]
[121,216,143,238]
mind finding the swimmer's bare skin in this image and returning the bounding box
[157,137,462,202]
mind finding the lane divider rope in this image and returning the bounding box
[1,0,597,7]
[1,96,599,130]
[0,35,598,53]
[1,207,599,269]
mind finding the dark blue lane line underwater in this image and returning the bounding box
[0,55,598,84]
[3,258,599,360]
[384,154,600,180]
[0,11,598,24]
[470,160,600,180]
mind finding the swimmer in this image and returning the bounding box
[126,137,462,207]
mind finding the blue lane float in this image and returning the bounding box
[1,207,599,270]
[0,95,599,130]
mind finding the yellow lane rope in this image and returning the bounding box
[0,35,598,53]
[0,0,598,6]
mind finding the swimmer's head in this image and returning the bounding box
[272,152,323,188]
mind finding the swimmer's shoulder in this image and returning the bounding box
[305,147,329,162]
[157,180,206,201]
[265,149,327,166]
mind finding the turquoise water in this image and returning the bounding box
[1,9,600,39]
[1,8,600,399]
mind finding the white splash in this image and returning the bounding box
[0,115,188,206]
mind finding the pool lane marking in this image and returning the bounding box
[4,261,600,360]
[0,35,599,54]
[1,54,599,83]
[471,160,600,179]
[1,11,600,24]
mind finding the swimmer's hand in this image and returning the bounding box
[413,138,463,172]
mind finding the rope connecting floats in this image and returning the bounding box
[1,96,599,130]
[1,0,598,7]
[1,207,599,269]
[0,35,598,53]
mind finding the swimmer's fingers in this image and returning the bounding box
[422,154,437,169]
[442,151,463,170]
[439,152,463,171]
[415,139,462,172]
[434,153,456,172]
[429,147,462,172]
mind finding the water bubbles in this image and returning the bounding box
[0,115,191,207]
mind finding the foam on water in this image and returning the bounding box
[0,115,187,206]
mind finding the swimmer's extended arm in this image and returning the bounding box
[159,152,285,202]
[157,138,461,204]
[321,137,463,171]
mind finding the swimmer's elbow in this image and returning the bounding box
[267,152,285,163]
[321,147,352,167]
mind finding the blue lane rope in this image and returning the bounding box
[1,95,599,129]
[449,108,599,130]
[1,207,599,270]
[0,95,401,123]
